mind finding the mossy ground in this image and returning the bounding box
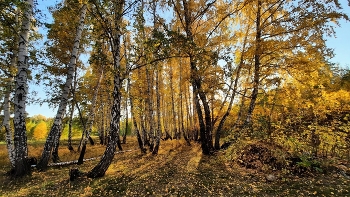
[0,137,349,196]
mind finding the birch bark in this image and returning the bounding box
[12,0,33,176]
[37,4,87,170]
[87,0,125,178]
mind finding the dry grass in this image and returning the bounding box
[0,137,350,196]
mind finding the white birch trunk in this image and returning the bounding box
[3,80,15,167]
[37,4,87,170]
[3,7,19,169]
[77,69,104,164]
[12,0,33,176]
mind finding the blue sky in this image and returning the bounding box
[26,1,350,118]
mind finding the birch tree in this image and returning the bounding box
[87,0,125,178]
[1,6,19,167]
[78,67,104,164]
[37,3,87,170]
[12,0,33,177]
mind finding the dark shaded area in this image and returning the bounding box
[69,168,84,181]
[238,143,282,170]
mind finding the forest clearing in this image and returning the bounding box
[0,137,350,196]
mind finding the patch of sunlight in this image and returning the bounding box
[80,186,93,197]
[186,145,202,173]
[15,187,31,197]
[106,163,127,175]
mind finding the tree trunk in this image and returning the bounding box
[87,0,124,178]
[3,38,17,168]
[169,65,177,139]
[68,66,78,151]
[181,0,213,154]
[78,69,104,165]
[3,82,15,167]
[130,84,146,153]
[3,8,18,168]
[76,102,86,151]
[12,0,33,177]
[123,77,129,144]
[245,0,262,126]
[145,67,155,151]
[179,58,190,145]
[214,24,250,150]
[67,99,75,151]
[152,66,161,154]
[99,93,105,145]
[52,122,64,163]
[37,4,87,171]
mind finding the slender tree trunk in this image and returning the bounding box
[245,0,261,125]
[87,0,124,178]
[78,69,104,165]
[169,62,177,139]
[145,67,155,151]
[123,78,129,144]
[130,83,146,153]
[214,24,250,150]
[3,35,17,167]
[3,80,14,153]
[37,4,87,171]
[99,93,105,145]
[185,85,191,139]
[68,66,78,151]
[3,82,15,167]
[67,100,75,151]
[152,66,161,154]
[76,102,87,151]
[192,89,199,141]
[141,108,149,146]
[179,59,190,145]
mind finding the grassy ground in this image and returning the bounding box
[0,137,349,196]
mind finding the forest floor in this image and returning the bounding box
[0,137,350,196]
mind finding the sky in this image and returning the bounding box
[25,1,350,118]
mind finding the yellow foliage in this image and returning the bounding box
[33,121,48,140]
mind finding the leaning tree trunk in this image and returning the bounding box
[67,99,75,151]
[87,0,124,178]
[214,24,250,150]
[68,66,78,151]
[87,49,122,178]
[78,69,104,165]
[37,4,87,171]
[12,0,33,177]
